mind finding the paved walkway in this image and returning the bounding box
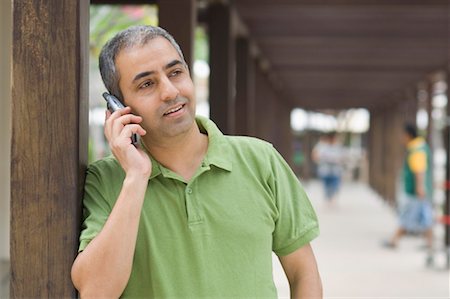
[273,180,449,298]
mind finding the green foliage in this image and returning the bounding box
[90,5,158,58]
[90,5,209,63]
[194,26,209,62]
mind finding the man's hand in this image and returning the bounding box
[104,106,151,178]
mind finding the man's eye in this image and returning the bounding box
[169,70,182,77]
[139,81,154,89]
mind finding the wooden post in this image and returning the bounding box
[10,0,89,297]
[0,1,12,297]
[208,2,236,134]
[276,101,294,166]
[254,69,274,142]
[158,0,196,71]
[235,37,255,136]
[445,72,450,268]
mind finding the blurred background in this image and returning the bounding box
[1,1,449,298]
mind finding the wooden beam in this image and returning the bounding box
[10,0,89,297]
[91,0,157,4]
[281,71,424,91]
[237,0,448,5]
[158,0,196,71]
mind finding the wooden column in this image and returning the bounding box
[445,71,450,268]
[235,37,255,136]
[158,0,196,71]
[276,101,294,166]
[383,109,396,202]
[208,2,235,134]
[367,110,374,190]
[0,0,11,268]
[10,0,89,297]
[369,111,386,199]
[254,69,274,142]
[426,81,434,146]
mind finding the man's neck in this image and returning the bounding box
[142,124,208,181]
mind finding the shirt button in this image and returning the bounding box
[186,188,193,194]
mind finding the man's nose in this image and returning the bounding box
[159,76,179,102]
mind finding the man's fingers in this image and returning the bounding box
[111,114,143,137]
[110,124,146,150]
[104,107,140,139]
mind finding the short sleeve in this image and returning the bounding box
[408,150,427,173]
[78,164,113,252]
[269,147,319,256]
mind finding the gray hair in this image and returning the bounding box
[99,25,185,101]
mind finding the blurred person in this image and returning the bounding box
[71,25,322,298]
[312,132,346,204]
[384,124,434,266]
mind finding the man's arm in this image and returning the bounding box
[415,172,426,199]
[71,107,150,298]
[278,243,322,299]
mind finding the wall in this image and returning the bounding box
[0,0,12,262]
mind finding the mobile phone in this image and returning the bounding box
[102,92,139,147]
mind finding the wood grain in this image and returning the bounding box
[10,0,88,297]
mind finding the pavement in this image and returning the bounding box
[273,180,450,298]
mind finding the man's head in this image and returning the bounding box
[99,25,186,101]
[99,25,196,143]
[403,123,418,144]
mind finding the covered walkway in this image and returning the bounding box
[273,180,449,298]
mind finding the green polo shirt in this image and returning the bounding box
[79,116,319,298]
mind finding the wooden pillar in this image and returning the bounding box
[425,81,434,146]
[10,0,89,297]
[367,110,374,190]
[254,69,273,142]
[276,101,294,166]
[0,2,12,297]
[445,72,450,267]
[235,37,255,136]
[383,109,395,202]
[382,103,406,205]
[369,111,386,199]
[158,0,196,71]
[208,2,235,134]
[404,88,419,124]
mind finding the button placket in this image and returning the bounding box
[185,184,203,225]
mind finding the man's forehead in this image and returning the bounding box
[119,37,179,59]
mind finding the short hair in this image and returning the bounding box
[404,123,418,138]
[99,25,185,101]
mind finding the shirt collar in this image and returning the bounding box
[196,116,233,172]
[142,116,232,180]
[407,136,425,150]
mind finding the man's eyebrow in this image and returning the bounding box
[131,60,184,83]
[132,71,154,83]
[165,60,184,69]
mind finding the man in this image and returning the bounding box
[312,132,346,204]
[385,124,434,265]
[71,25,321,298]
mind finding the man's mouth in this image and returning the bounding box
[163,104,185,116]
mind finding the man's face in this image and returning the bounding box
[402,132,411,145]
[115,37,196,141]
